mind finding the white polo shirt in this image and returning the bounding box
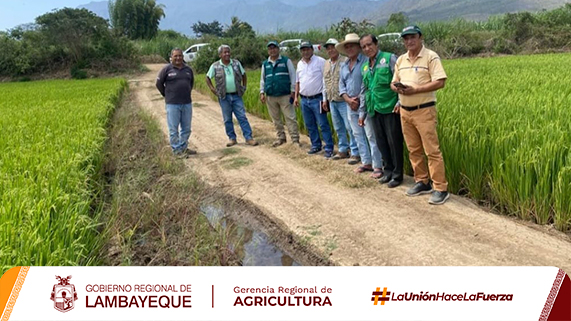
[296,55,325,97]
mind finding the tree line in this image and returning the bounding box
[1,2,571,78]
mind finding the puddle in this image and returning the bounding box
[200,204,301,266]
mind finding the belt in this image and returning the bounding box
[300,93,323,100]
[227,92,237,95]
[400,102,435,111]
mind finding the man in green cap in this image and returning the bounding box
[260,40,300,147]
[391,25,449,205]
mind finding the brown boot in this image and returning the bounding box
[246,139,259,146]
[332,151,349,160]
[347,155,361,165]
[226,139,237,147]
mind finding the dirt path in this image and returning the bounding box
[130,64,571,271]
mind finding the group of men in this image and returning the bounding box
[156,44,258,159]
[155,25,450,205]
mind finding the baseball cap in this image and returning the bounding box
[401,25,422,37]
[267,40,279,47]
[324,38,339,47]
[299,41,313,49]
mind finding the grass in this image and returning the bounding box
[221,156,253,170]
[100,92,241,266]
[221,147,241,156]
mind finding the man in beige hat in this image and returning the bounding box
[322,38,357,160]
[337,33,383,177]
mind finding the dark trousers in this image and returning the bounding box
[370,111,404,181]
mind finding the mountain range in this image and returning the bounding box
[80,0,570,35]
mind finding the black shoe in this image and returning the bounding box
[406,181,432,196]
[184,148,197,155]
[307,147,322,155]
[379,176,391,184]
[174,150,189,159]
[429,191,450,205]
[387,179,402,188]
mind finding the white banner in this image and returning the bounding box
[1,266,569,321]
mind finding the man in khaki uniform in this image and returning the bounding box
[391,25,449,205]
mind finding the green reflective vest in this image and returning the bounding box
[362,51,398,115]
[263,56,291,97]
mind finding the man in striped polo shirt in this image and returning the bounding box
[391,25,449,205]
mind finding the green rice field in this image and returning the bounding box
[0,78,126,272]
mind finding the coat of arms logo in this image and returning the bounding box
[50,275,78,312]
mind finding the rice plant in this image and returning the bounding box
[439,53,571,231]
[0,78,126,273]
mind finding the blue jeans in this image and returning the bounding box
[301,97,334,152]
[218,94,253,141]
[364,115,383,169]
[166,103,192,152]
[330,100,357,155]
[347,110,382,168]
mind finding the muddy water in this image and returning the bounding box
[200,204,301,266]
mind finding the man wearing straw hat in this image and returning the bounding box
[337,33,383,178]
[322,38,357,160]
[391,25,449,205]
[260,40,300,147]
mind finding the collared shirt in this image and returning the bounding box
[207,59,245,93]
[339,53,366,118]
[155,63,194,104]
[259,55,296,93]
[392,46,447,107]
[296,54,326,96]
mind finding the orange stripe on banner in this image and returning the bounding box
[0,266,29,321]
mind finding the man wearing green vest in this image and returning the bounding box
[259,41,300,147]
[359,34,404,188]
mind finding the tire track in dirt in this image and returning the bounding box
[130,65,571,270]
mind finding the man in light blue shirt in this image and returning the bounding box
[337,34,383,178]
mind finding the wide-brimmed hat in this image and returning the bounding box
[401,25,422,37]
[335,33,361,55]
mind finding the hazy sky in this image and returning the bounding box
[0,0,91,31]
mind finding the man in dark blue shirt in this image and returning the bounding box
[156,48,195,157]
